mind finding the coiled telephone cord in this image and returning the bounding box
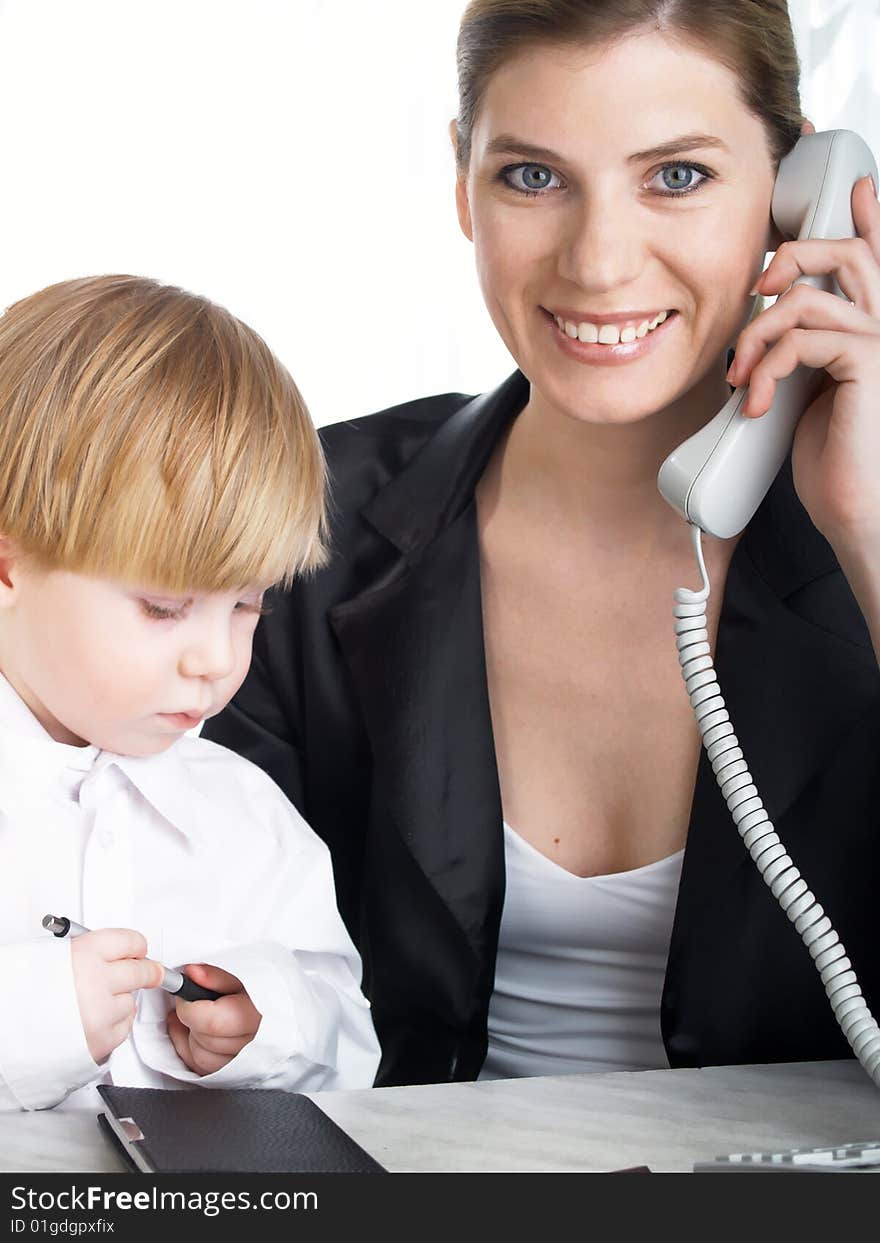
[675,523,880,1088]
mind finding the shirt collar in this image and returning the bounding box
[0,671,102,793]
[0,672,203,843]
[111,747,207,847]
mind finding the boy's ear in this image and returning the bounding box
[0,536,22,600]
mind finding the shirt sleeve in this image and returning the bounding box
[0,937,99,1111]
[131,821,380,1092]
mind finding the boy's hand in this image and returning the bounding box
[166,964,262,1076]
[70,928,164,1064]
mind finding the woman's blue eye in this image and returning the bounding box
[502,163,561,194]
[650,163,710,195]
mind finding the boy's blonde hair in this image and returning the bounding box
[0,274,326,592]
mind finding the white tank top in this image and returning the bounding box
[478,822,685,1080]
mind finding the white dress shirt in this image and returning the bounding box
[0,672,379,1111]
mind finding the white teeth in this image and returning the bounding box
[555,310,671,344]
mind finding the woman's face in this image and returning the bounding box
[456,31,779,427]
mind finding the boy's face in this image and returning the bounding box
[0,559,266,755]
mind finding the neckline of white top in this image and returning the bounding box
[502,820,684,884]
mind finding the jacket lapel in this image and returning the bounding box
[328,373,528,962]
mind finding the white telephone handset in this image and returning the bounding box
[658,130,878,538]
[660,130,880,1090]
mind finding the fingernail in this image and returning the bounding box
[749,281,761,297]
[870,174,877,198]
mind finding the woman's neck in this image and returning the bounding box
[499,368,734,540]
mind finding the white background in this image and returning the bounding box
[0,0,876,427]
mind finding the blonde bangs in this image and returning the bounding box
[0,276,326,592]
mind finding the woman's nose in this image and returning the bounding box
[556,192,644,291]
[178,626,237,681]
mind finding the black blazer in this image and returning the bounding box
[204,370,880,1087]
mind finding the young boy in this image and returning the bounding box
[0,274,380,1110]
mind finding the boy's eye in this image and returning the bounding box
[235,596,270,616]
[140,599,189,621]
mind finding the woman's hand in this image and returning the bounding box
[725,173,880,554]
[166,963,262,1076]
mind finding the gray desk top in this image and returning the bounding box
[3,1060,879,1174]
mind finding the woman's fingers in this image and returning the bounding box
[739,328,874,417]
[851,173,880,264]
[729,284,880,385]
[754,174,880,315]
[754,233,880,317]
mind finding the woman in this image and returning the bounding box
[204,0,880,1087]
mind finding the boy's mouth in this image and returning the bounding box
[158,709,205,728]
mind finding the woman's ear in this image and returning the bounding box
[449,119,474,242]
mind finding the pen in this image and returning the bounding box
[42,913,222,1002]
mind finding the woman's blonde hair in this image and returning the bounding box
[455,0,804,171]
[0,274,326,592]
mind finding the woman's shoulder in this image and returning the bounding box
[318,390,475,492]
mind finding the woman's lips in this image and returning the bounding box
[544,307,678,366]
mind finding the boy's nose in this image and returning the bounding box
[178,629,237,681]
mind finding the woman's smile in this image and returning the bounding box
[543,306,679,365]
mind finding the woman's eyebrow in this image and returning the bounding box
[626,133,729,163]
[485,135,567,162]
[484,132,729,164]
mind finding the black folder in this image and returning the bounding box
[96,1085,386,1174]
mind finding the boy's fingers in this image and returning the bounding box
[166,1010,197,1070]
[175,991,261,1037]
[166,1010,231,1075]
[80,927,149,962]
[106,956,165,994]
[108,993,137,1025]
[180,962,244,994]
[142,958,166,989]
[185,1031,251,1056]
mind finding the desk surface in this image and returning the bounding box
[3,1060,879,1174]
